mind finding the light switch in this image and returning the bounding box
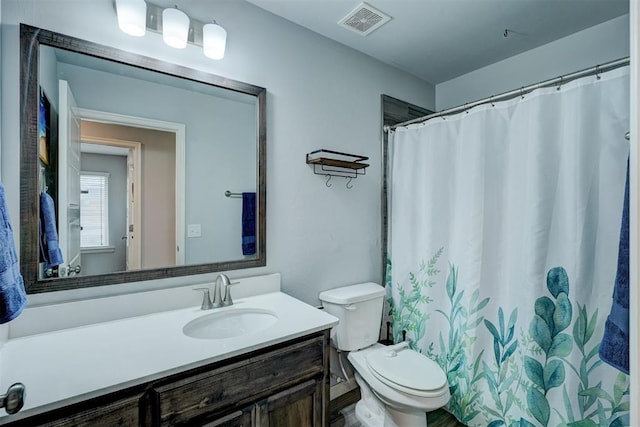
[187,224,202,238]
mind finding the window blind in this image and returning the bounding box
[80,172,109,247]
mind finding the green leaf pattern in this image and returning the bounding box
[387,255,630,427]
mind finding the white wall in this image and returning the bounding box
[0,0,435,306]
[436,15,630,110]
[38,46,58,108]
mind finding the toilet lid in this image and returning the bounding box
[366,346,447,397]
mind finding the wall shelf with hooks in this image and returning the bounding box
[306,149,369,179]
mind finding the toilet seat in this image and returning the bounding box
[348,344,451,414]
[366,345,448,398]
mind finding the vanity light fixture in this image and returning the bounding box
[162,6,190,49]
[203,22,227,59]
[115,1,227,59]
[115,0,147,37]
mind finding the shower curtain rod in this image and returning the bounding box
[386,56,630,131]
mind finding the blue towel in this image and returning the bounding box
[599,160,629,374]
[242,192,256,255]
[40,192,63,268]
[0,182,27,323]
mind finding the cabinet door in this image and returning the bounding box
[256,379,324,427]
[201,406,254,427]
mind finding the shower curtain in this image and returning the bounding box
[386,67,630,427]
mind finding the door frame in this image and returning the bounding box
[76,108,186,265]
[81,136,142,270]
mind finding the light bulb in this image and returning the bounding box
[162,7,190,49]
[203,22,227,60]
[116,0,147,37]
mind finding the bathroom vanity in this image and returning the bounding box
[0,286,337,426]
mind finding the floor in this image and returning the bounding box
[426,409,466,426]
[330,404,466,427]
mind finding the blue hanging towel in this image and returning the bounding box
[40,191,63,268]
[242,192,256,255]
[0,182,27,323]
[599,160,629,374]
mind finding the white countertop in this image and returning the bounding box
[0,291,338,420]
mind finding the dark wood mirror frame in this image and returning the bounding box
[20,24,266,294]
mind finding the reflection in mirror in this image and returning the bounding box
[20,24,266,294]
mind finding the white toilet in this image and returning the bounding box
[319,283,450,427]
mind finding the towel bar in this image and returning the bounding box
[225,190,242,198]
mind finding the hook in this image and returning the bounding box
[325,174,332,188]
[346,177,353,189]
[556,76,563,91]
[503,29,509,38]
[464,103,469,114]
[520,87,525,99]
[490,96,495,107]
[595,65,601,80]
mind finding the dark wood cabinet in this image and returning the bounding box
[256,379,323,426]
[197,378,323,427]
[201,406,254,427]
[153,333,327,426]
[0,331,330,427]
[37,395,141,427]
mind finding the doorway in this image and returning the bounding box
[80,136,141,274]
[77,109,186,271]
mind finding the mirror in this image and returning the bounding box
[20,24,266,294]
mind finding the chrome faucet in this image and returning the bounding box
[194,274,237,310]
[216,273,234,307]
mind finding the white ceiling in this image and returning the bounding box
[244,0,629,84]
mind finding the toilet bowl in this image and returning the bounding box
[349,343,450,426]
[319,283,450,427]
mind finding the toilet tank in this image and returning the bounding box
[319,283,385,351]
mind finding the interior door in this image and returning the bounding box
[58,80,82,277]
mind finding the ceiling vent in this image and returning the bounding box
[338,2,392,36]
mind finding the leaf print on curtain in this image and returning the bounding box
[387,262,631,426]
[524,267,573,427]
[482,306,520,426]
[386,66,630,427]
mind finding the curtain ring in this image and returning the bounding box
[490,96,495,107]
[557,76,563,91]
[520,87,525,99]
[464,103,469,114]
[595,65,601,80]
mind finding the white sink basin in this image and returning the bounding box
[183,308,278,339]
